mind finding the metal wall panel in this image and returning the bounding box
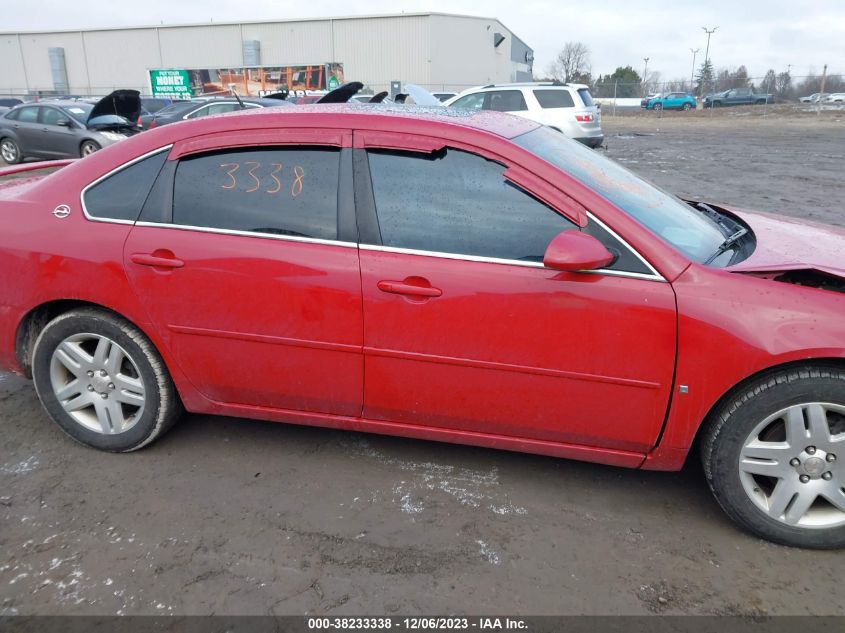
[81,29,162,94]
[428,15,517,91]
[16,32,88,93]
[158,24,243,68]
[0,36,29,94]
[241,21,333,64]
[332,15,431,93]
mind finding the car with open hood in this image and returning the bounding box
[0,105,844,549]
[0,90,141,163]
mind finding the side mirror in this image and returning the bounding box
[57,119,71,127]
[543,230,615,272]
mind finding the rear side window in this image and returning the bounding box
[173,147,339,240]
[367,148,575,261]
[16,106,39,123]
[83,150,169,221]
[449,93,485,110]
[485,90,528,112]
[533,90,575,108]
[577,89,595,107]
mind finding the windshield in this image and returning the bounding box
[513,126,727,263]
[61,104,93,123]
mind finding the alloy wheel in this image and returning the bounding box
[49,333,147,435]
[739,403,845,528]
[1,139,19,162]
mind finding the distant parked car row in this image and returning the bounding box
[640,92,697,111]
[1,82,604,162]
[703,88,774,108]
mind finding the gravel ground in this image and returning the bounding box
[1,113,845,617]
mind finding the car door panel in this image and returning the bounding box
[124,135,363,417]
[360,250,676,451]
[354,134,678,452]
[125,227,363,415]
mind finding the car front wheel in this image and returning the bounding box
[31,308,182,452]
[80,140,101,157]
[701,365,845,548]
[1,138,22,164]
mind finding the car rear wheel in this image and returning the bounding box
[80,141,101,157]
[701,365,845,548]
[31,308,182,452]
[682,102,693,111]
[1,138,22,164]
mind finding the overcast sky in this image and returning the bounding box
[6,0,845,81]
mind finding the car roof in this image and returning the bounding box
[144,103,540,141]
[11,101,92,109]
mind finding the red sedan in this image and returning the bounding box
[1,105,844,548]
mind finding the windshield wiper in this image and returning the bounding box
[704,227,748,265]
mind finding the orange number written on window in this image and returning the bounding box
[219,162,306,197]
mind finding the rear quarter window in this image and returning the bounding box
[83,150,169,221]
[577,88,595,107]
[533,90,575,108]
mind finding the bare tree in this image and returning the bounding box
[546,42,592,83]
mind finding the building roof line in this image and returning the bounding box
[2,12,506,37]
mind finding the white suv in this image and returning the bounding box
[444,82,603,147]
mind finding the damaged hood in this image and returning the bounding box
[725,207,845,279]
[87,90,141,130]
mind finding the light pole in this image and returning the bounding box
[690,48,700,91]
[701,26,718,96]
[642,57,650,96]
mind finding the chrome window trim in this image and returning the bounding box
[134,221,356,249]
[80,145,173,225]
[359,243,546,269]
[358,243,665,281]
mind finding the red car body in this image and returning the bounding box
[1,105,844,471]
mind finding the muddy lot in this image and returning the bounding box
[2,113,845,617]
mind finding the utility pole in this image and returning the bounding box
[690,48,700,91]
[701,26,718,96]
[642,57,649,96]
[817,64,827,116]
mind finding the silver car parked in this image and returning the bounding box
[0,90,141,164]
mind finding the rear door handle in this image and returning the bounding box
[130,251,184,269]
[377,278,442,298]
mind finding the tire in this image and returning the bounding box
[80,140,101,157]
[31,308,182,452]
[1,137,22,164]
[755,99,766,105]
[682,102,693,111]
[701,365,845,549]
[653,103,663,111]
[712,101,722,108]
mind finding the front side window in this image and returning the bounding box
[173,147,339,240]
[84,150,169,221]
[366,148,575,262]
[40,107,70,126]
[514,125,728,263]
[485,90,528,112]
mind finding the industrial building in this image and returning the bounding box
[0,12,534,99]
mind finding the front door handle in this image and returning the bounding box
[130,251,185,269]
[377,278,442,298]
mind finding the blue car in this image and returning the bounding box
[640,92,697,111]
